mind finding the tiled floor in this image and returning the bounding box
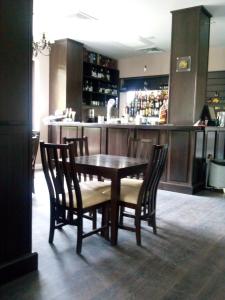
[0,171,225,299]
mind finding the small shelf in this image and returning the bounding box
[83,90,118,97]
[83,60,117,71]
[82,104,107,109]
[83,75,117,85]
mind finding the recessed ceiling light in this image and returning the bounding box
[67,11,98,21]
[139,47,164,53]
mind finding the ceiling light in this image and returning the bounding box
[32,33,51,57]
[69,11,98,21]
[139,47,164,54]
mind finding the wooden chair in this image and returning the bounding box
[40,141,110,254]
[32,131,40,193]
[104,144,168,245]
[63,136,93,181]
[127,137,153,178]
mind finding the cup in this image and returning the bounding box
[98,116,104,124]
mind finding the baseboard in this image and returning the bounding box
[0,252,38,285]
[159,181,204,195]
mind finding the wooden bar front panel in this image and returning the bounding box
[82,127,101,154]
[48,124,205,194]
[107,128,130,155]
[168,131,190,183]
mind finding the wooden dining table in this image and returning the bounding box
[74,154,148,245]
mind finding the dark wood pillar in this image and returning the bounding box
[0,0,38,284]
[168,6,211,125]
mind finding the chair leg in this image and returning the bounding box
[92,210,97,230]
[76,216,83,254]
[119,206,124,226]
[101,205,109,240]
[49,208,55,243]
[152,215,157,235]
[32,175,35,194]
[135,216,141,246]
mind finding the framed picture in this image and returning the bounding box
[176,56,191,72]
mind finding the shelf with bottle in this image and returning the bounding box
[83,79,118,96]
[83,49,117,69]
[83,61,118,84]
[125,90,168,119]
[82,97,118,108]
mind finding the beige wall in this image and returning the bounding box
[208,47,225,71]
[118,46,225,78]
[33,55,49,166]
[118,52,170,78]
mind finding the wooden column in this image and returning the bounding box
[168,6,211,125]
[0,0,38,284]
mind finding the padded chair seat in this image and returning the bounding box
[101,178,143,205]
[60,181,111,209]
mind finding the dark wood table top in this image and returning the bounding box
[74,154,148,178]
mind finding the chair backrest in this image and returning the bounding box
[63,136,89,156]
[63,136,92,181]
[32,133,40,171]
[40,142,83,214]
[137,144,168,213]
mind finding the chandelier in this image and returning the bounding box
[32,33,51,57]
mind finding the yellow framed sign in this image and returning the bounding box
[176,56,191,72]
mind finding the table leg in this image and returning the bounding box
[110,175,120,246]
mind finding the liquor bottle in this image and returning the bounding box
[106,70,110,81]
[88,81,93,92]
[159,99,168,124]
[84,80,89,91]
[91,67,97,77]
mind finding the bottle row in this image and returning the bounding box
[90,67,111,81]
[83,98,118,107]
[125,90,168,118]
[83,80,118,95]
[126,106,161,118]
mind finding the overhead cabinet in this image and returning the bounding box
[49,39,119,122]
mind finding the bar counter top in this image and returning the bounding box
[48,121,204,131]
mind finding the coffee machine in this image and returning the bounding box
[87,108,95,122]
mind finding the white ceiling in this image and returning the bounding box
[33,0,225,59]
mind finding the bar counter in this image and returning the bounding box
[48,122,206,194]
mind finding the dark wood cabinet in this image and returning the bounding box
[49,41,119,122]
[49,39,83,121]
[82,49,119,121]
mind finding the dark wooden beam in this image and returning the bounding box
[0,0,38,284]
[168,6,212,125]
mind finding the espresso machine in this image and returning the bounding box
[87,108,95,122]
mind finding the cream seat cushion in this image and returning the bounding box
[101,178,143,205]
[60,180,111,209]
